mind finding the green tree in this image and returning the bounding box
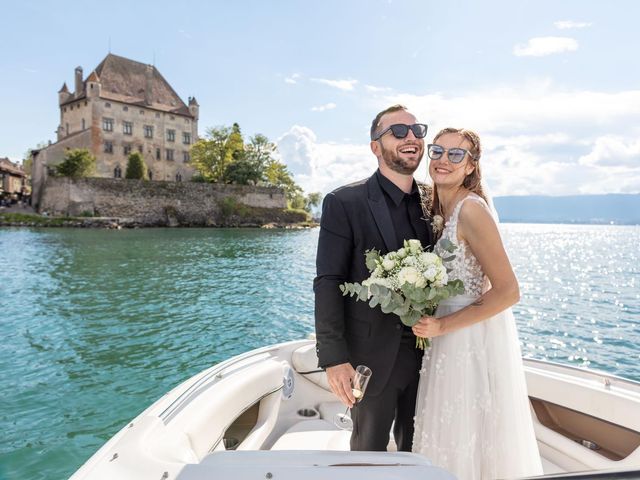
[264,158,302,206]
[224,134,276,185]
[305,192,322,212]
[56,148,95,178]
[125,152,148,179]
[190,123,245,182]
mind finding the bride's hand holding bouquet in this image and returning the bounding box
[340,239,464,349]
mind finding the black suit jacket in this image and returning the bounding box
[314,172,434,396]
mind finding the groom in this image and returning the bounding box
[314,104,434,451]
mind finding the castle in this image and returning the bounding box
[32,53,199,207]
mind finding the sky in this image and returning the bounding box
[1,0,639,197]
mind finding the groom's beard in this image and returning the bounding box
[380,143,423,175]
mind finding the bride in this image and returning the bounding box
[411,128,543,479]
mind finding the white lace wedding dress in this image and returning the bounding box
[412,194,543,479]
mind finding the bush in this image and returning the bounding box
[125,152,148,180]
[56,149,95,178]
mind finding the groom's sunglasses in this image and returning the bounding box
[427,144,476,164]
[372,123,428,141]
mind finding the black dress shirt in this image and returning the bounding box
[375,170,430,248]
[376,170,430,337]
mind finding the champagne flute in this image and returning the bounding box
[333,365,372,430]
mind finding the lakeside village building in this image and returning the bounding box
[32,53,199,209]
[0,158,28,204]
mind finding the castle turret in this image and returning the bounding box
[85,70,101,98]
[74,66,84,97]
[188,96,199,120]
[58,83,71,105]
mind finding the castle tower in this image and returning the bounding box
[188,96,199,120]
[58,83,71,105]
[85,70,101,98]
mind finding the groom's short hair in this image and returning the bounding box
[370,104,408,140]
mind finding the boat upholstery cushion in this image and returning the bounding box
[271,419,351,451]
[291,343,331,392]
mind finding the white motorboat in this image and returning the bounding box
[70,339,640,479]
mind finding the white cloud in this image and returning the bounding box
[347,84,640,196]
[285,73,301,84]
[277,125,374,194]
[365,84,392,93]
[274,83,640,197]
[578,136,640,167]
[312,78,358,91]
[554,20,593,30]
[513,37,578,57]
[311,102,337,112]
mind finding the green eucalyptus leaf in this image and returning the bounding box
[365,249,381,271]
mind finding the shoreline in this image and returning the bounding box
[0,211,318,229]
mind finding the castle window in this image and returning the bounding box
[123,106,128,111]
[166,129,175,142]
[114,165,122,178]
[138,145,143,153]
[183,151,190,163]
[123,121,133,135]
[176,173,182,182]
[156,148,161,160]
[105,102,111,108]
[102,117,113,132]
[182,132,191,145]
[104,141,113,154]
[155,113,160,118]
[124,145,132,156]
[63,107,67,112]
[144,125,154,138]
[166,149,174,161]
[170,115,175,120]
[140,109,145,115]
[185,118,190,124]
[70,105,73,110]
[84,101,87,106]
[149,170,153,180]
[66,123,69,135]
[82,119,85,130]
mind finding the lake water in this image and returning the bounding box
[1,224,639,479]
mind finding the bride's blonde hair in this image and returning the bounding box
[429,128,489,222]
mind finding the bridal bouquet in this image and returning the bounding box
[340,239,464,349]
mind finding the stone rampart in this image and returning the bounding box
[39,177,294,226]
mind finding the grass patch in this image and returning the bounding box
[0,212,67,226]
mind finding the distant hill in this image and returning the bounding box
[493,194,640,224]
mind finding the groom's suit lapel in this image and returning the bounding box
[366,174,399,253]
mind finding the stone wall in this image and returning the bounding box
[39,177,295,226]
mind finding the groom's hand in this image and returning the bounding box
[326,363,356,407]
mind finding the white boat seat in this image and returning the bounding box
[271,419,351,451]
[291,343,331,392]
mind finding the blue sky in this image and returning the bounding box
[2,0,639,196]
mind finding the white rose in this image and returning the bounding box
[397,266,421,286]
[420,252,439,265]
[423,265,437,282]
[415,275,427,289]
[406,239,423,254]
[403,256,417,267]
[382,258,395,271]
[396,248,407,258]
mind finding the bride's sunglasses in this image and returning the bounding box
[427,144,476,164]
[372,123,428,141]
